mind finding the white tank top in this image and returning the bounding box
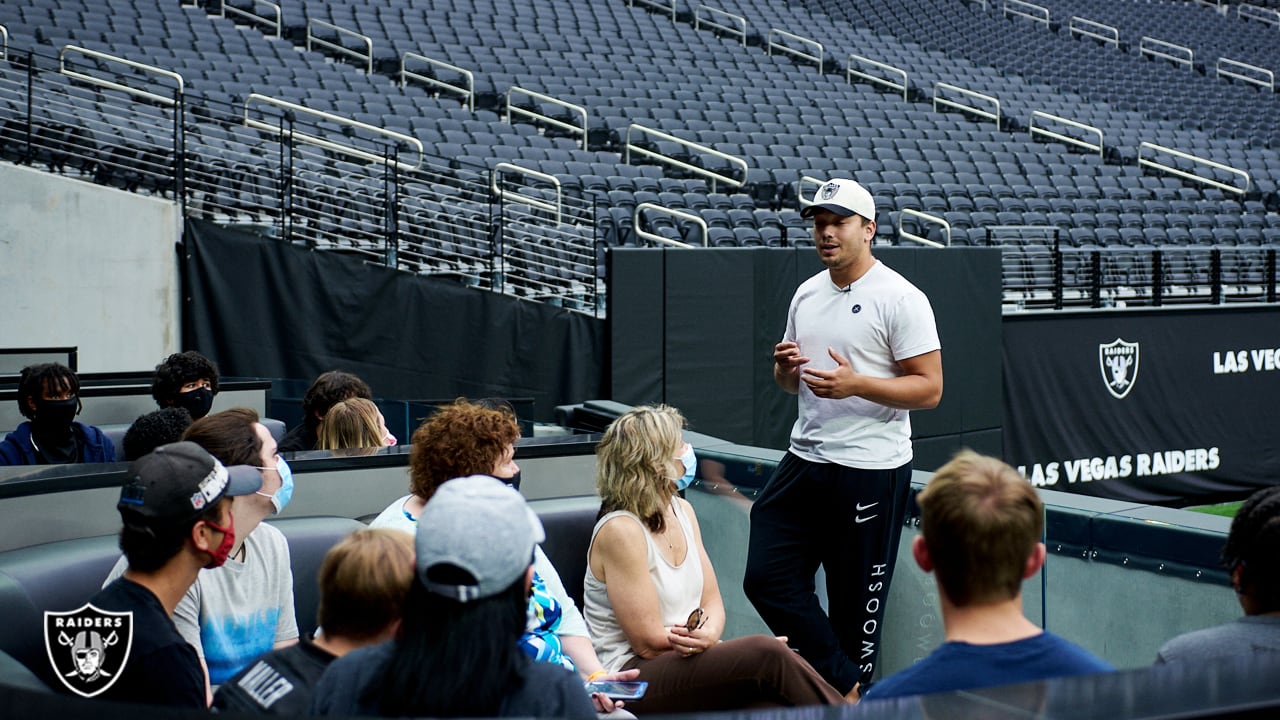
[583,501,704,672]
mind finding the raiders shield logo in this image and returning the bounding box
[1099,338,1140,399]
[819,182,840,200]
[44,604,133,698]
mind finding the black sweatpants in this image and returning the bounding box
[743,451,913,694]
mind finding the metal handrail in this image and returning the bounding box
[1239,3,1280,26]
[1,25,7,62]
[624,124,747,192]
[627,0,677,21]
[220,0,281,38]
[400,53,474,111]
[1029,111,1104,158]
[1002,0,1050,27]
[1216,57,1274,92]
[491,163,562,225]
[243,93,423,170]
[506,87,588,151]
[1139,37,1194,70]
[1068,16,1118,47]
[796,174,825,212]
[307,19,372,74]
[934,82,1000,127]
[847,54,908,101]
[635,203,702,248]
[694,5,748,46]
[1137,142,1250,196]
[59,45,184,106]
[898,209,948,248]
[767,29,823,74]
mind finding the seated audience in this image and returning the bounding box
[1156,485,1280,664]
[278,371,372,453]
[122,407,193,460]
[88,442,260,706]
[312,476,596,719]
[861,451,1112,701]
[106,407,299,693]
[370,398,634,713]
[214,528,414,714]
[151,351,220,420]
[585,405,847,712]
[0,362,116,465]
[316,397,392,453]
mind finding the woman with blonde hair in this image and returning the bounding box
[317,398,391,452]
[585,405,848,713]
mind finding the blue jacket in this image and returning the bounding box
[0,421,117,465]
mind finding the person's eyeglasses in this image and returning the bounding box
[685,607,706,632]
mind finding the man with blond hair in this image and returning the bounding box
[861,451,1111,701]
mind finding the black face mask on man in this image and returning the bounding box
[30,397,80,463]
[175,387,214,419]
[32,397,78,435]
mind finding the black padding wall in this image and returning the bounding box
[183,220,605,421]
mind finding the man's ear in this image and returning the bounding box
[1024,542,1047,579]
[190,520,215,554]
[912,535,933,573]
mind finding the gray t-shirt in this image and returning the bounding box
[1156,615,1280,664]
[106,522,299,686]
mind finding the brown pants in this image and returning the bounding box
[621,634,846,713]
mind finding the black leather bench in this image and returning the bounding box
[0,501,602,692]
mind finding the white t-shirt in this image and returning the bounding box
[784,260,940,469]
[105,523,299,687]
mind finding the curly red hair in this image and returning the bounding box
[408,399,520,501]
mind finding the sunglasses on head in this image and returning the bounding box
[685,607,707,632]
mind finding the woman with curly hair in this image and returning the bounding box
[584,405,848,712]
[151,351,220,420]
[369,398,637,713]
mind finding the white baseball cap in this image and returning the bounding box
[801,179,876,221]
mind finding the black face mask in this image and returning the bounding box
[503,470,523,492]
[30,397,79,463]
[32,397,78,435]
[175,387,214,419]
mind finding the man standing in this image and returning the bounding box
[744,178,943,696]
[860,451,1111,700]
[86,442,261,706]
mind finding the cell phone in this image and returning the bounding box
[584,680,648,700]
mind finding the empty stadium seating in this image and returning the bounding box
[0,0,1278,311]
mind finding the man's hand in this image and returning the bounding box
[801,347,859,399]
[773,342,809,394]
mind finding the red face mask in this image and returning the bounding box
[202,515,236,569]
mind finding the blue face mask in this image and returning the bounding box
[257,457,294,514]
[675,444,697,491]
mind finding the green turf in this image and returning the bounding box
[1186,502,1243,518]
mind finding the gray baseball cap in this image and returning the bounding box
[416,475,545,602]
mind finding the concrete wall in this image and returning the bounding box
[0,163,181,372]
